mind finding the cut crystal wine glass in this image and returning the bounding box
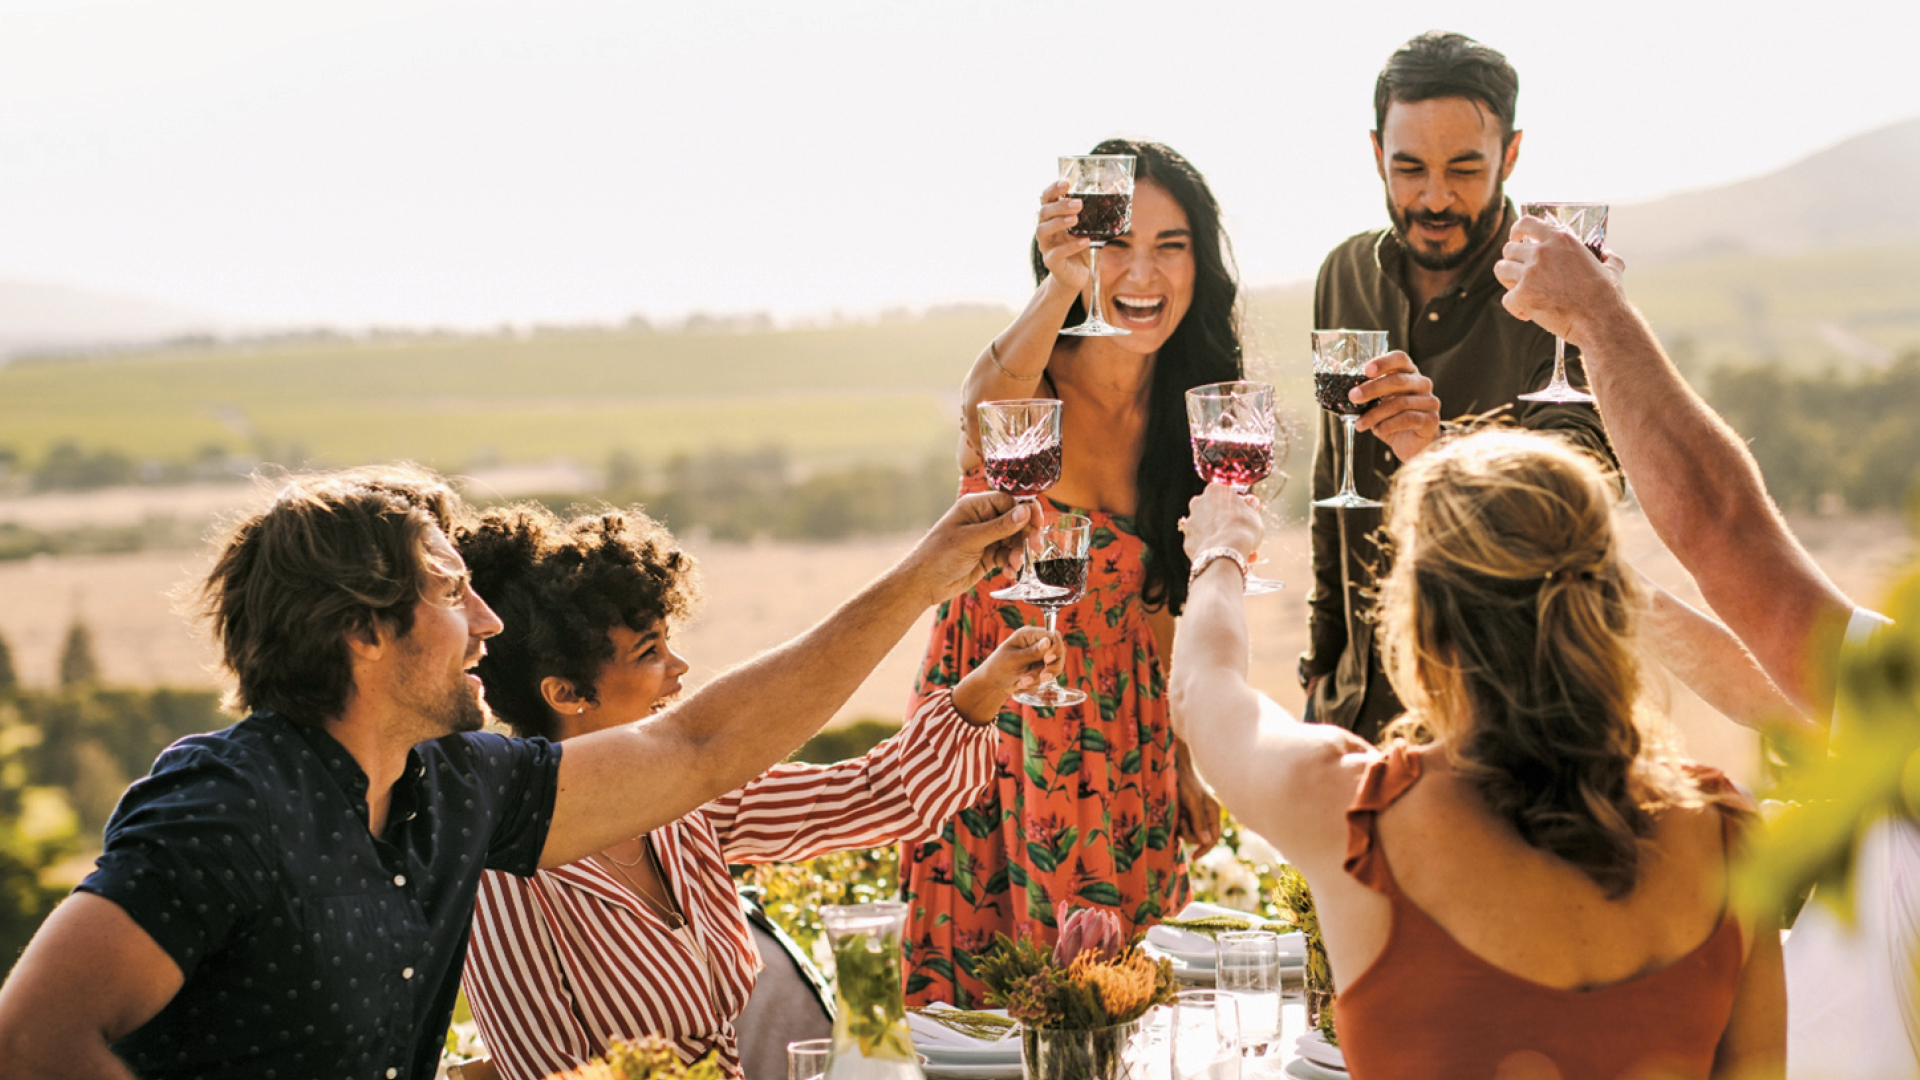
[1310,329,1390,510]
[1185,380,1285,595]
[1057,155,1135,338]
[979,399,1069,603]
[1012,514,1090,709]
[1516,202,1608,404]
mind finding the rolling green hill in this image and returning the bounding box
[0,247,1913,484]
[0,313,1009,477]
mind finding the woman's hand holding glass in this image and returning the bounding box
[952,626,1066,724]
[1035,179,1094,298]
[1181,484,1264,567]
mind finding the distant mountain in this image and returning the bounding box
[0,280,217,362]
[1608,117,1920,264]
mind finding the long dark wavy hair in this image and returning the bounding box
[1031,138,1243,614]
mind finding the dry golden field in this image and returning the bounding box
[0,490,1909,790]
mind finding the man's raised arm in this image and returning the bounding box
[539,491,1031,867]
[1496,219,1854,717]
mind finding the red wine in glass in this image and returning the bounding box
[1014,514,1092,709]
[1031,556,1090,609]
[1068,193,1131,243]
[983,444,1063,499]
[1313,372,1378,417]
[1191,435,1274,491]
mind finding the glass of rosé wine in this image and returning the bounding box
[1057,154,1136,338]
[1310,329,1389,511]
[1185,380,1285,595]
[979,399,1069,603]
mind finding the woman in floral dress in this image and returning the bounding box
[902,139,1246,1006]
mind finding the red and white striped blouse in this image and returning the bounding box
[463,689,995,1080]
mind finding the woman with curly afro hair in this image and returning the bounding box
[453,503,1060,1080]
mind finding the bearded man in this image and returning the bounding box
[1300,30,1617,740]
[0,465,1037,1080]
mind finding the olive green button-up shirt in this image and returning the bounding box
[1303,200,1616,739]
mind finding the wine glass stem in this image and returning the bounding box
[1550,335,1569,389]
[1086,243,1104,324]
[1042,609,1064,688]
[1017,497,1042,585]
[1340,414,1361,498]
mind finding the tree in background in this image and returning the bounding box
[56,620,99,688]
[0,632,16,696]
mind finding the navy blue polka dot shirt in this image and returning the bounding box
[78,711,562,1080]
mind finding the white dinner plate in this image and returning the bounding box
[921,1062,1024,1080]
[1283,1057,1347,1080]
[1293,1031,1345,1072]
[920,1045,1022,1065]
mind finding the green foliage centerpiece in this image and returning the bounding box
[977,904,1177,1080]
[823,902,923,1080]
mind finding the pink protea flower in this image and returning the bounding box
[1052,902,1124,967]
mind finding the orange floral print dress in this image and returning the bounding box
[900,471,1189,1007]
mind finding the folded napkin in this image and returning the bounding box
[907,1005,1020,1049]
[1150,902,1306,960]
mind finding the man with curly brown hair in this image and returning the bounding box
[0,464,1040,1080]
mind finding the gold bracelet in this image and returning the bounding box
[988,340,1043,382]
[1188,546,1250,589]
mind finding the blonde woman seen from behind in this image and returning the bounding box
[1169,429,1783,1080]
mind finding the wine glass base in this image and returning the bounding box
[1014,683,1087,708]
[990,581,1070,602]
[1311,492,1383,510]
[1059,317,1130,337]
[1516,385,1595,404]
[1243,574,1284,595]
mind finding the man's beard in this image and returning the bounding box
[1388,183,1506,272]
[397,641,487,738]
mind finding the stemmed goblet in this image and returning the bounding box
[1516,202,1608,404]
[1185,380,1285,595]
[1310,329,1390,510]
[979,399,1069,603]
[1012,514,1090,709]
[1057,154,1135,338]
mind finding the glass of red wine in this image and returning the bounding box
[1057,154,1135,338]
[1013,514,1090,709]
[979,399,1069,603]
[1516,202,1608,405]
[1311,329,1390,510]
[1185,380,1285,595]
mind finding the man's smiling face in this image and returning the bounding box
[1373,96,1521,272]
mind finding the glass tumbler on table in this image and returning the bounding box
[1012,513,1090,709]
[979,399,1068,603]
[790,1039,833,1080]
[1310,329,1390,510]
[1214,931,1283,1056]
[1185,380,1285,594]
[1171,989,1241,1080]
[1516,202,1608,404]
[1057,154,1136,338]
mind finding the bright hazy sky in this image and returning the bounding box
[4,0,1918,329]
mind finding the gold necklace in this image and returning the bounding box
[602,836,686,930]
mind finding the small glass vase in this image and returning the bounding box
[823,903,923,1080]
[1020,1019,1144,1080]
